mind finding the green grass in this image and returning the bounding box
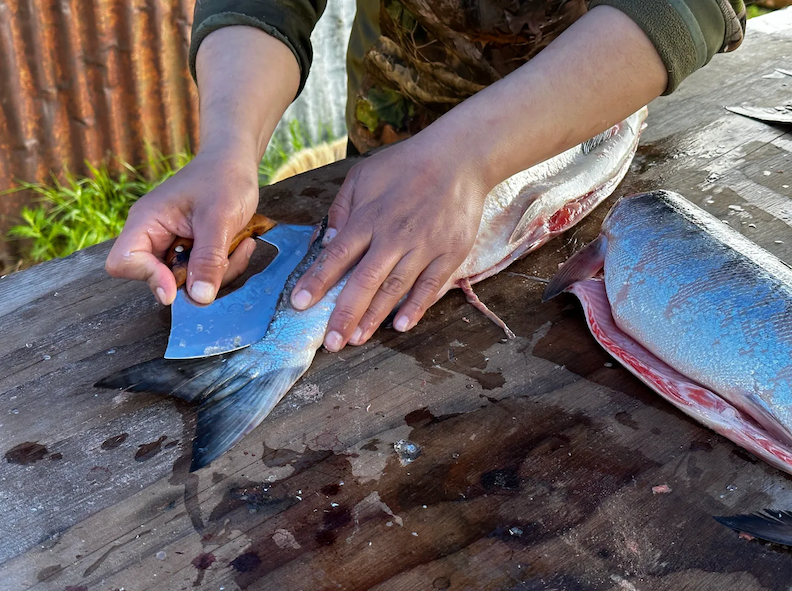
[6,152,191,264]
[5,119,338,267]
[747,5,773,18]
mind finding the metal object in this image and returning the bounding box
[164,223,319,359]
[725,104,792,125]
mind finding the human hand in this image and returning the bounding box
[290,134,490,352]
[105,148,260,305]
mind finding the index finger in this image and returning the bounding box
[105,215,178,305]
[290,224,370,310]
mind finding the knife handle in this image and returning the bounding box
[165,213,278,288]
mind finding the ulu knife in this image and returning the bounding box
[164,213,319,359]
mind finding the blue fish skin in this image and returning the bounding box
[601,191,792,443]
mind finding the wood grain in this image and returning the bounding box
[1,11,791,591]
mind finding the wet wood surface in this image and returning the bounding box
[1,10,792,591]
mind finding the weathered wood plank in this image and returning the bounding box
[1,10,792,591]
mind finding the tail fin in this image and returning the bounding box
[715,510,792,546]
[542,234,608,302]
[96,355,309,471]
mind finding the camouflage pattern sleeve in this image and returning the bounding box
[188,0,327,97]
[591,0,746,94]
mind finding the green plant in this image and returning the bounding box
[747,5,773,18]
[6,150,192,264]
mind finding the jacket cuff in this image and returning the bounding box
[190,0,325,97]
[591,0,725,94]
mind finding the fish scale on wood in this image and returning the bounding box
[96,108,648,471]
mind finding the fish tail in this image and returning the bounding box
[96,353,310,471]
[714,510,792,546]
[542,234,608,302]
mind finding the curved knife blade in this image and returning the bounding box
[164,223,320,359]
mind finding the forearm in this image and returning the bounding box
[195,26,300,163]
[415,6,667,190]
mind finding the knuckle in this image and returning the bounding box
[331,306,358,331]
[414,274,443,299]
[307,265,332,287]
[322,240,351,266]
[189,246,229,272]
[353,265,384,291]
[328,200,349,219]
[379,273,406,297]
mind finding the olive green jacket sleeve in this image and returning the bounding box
[591,0,746,94]
[188,0,327,96]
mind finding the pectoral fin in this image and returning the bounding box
[542,234,607,302]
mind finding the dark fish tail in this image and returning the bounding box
[96,354,307,471]
[715,510,792,546]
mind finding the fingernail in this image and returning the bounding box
[394,315,410,332]
[292,289,312,310]
[190,280,216,304]
[322,228,337,246]
[350,326,363,345]
[156,287,167,306]
[324,330,343,352]
[246,241,256,258]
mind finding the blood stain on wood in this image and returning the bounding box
[134,436,167,461]
[316,505,352,546]
[480,468,521,491]
[5,442,48,465]
[689,441,713,452]
[260,444,333,473]
[230,551,262,572]
[191,553,216,570]
[320,483,341,496]
[100,433,128,450]
[615,411,639,430]
[404,407,436,427]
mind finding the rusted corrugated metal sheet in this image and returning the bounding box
[0,0,199,254]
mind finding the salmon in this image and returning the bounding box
[544,190,792,475]
[96,108,647,471]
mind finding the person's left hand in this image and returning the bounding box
[289,132,490,352]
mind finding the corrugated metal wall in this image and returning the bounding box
[0,0,199,249]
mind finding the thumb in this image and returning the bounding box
[186,211,239,304]
[324,166,359,246]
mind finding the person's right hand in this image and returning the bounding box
[105,147,260,306]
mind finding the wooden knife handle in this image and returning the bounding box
[165,213,278,288]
